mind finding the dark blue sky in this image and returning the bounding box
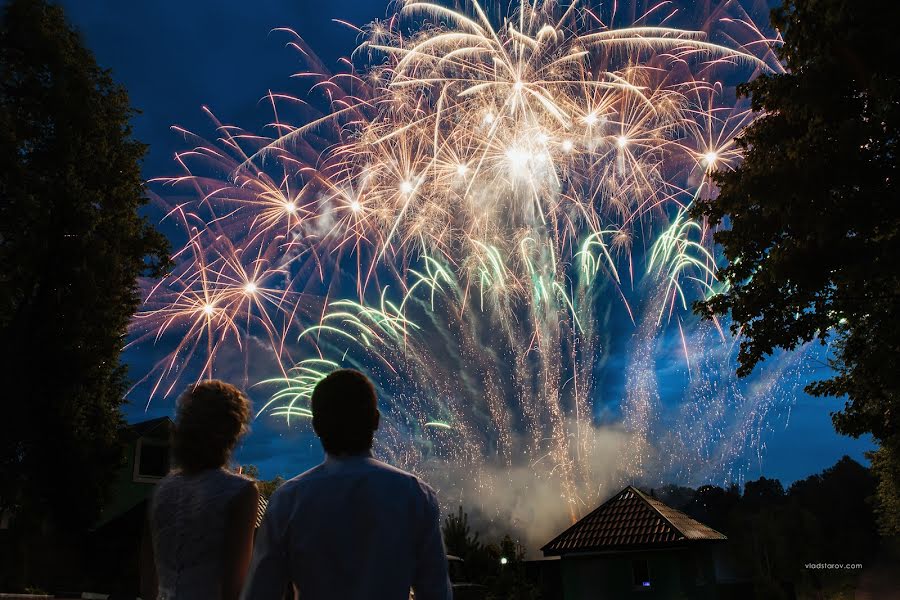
[56,0,872,485]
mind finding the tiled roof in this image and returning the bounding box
[542,486,726,556]
[255,494,269,528]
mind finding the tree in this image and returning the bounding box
[488,535,538,600]
[443,505,483,559]
[787,456,877,559]
[867,440,900,536]
[691,0,900,533]
[442,507,536,598]
[0,0,169,535]
[239,464,285,501]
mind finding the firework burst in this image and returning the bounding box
[132,0,789,522]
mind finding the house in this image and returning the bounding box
[87,417,269,598]
[88,417,269,597]
[84,417,174,597]
[541,486,727,600]
[0,417,175,595]
[97,416,173,527]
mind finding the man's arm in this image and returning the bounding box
[412,486,452,600]
[240,489,291,600]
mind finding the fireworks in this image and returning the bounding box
[131,0,792,521]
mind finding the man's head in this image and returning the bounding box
[311,369,380,455]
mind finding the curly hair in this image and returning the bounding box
[311,369,379,455]
[173,380,251,473]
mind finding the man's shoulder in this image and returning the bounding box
[366,457,418,479]
[270,463,327,498]
[271,458,436,500]
[365,458,440,500]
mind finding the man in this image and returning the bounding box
[242,369,452,600]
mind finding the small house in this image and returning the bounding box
[542,486,727,599]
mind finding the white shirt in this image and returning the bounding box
[241,452,451,600]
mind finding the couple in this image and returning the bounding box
[148,370,452,600]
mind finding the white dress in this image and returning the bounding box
[151,468,255,600]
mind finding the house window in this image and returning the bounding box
[632,559,651,589]
[133,439,170,482]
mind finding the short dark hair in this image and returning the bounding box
[311,369,379,455]
[173,380,251,473]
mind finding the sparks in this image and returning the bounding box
[134,0,785,522]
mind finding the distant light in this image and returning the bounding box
[284,202,297,214]
[400,180,414,194]
[202,303,215,316]
[561,139,574,152]
[350,199,362,213]
[243,282,257,295]
[703,150,719,166]
[500,557,509,565]
[513,80,524,92]
[616,135,628,149]
[584,112,598,126]
[642,581,651,587]
[483,112,495,125]
[456,163,469,176]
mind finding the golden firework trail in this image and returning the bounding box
[131,0,789,521]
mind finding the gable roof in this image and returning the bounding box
[542,486,726,556]
[125,416,172,440]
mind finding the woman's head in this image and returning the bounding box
[173,380,251,473]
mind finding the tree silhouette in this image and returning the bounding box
[0,0,169,537]
[442,505,482,558]
[691,0,900,533]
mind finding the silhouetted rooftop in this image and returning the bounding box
[542,486,726,556]
[126,416,172,439]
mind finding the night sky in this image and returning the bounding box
[57,0,872,486]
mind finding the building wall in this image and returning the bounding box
[96,425,170,527]
[559,547,719,600]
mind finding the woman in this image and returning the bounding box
[149,380,260,600]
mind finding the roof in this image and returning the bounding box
[255,493,269,528]
[125,416,172,439]
[542,486,726,556]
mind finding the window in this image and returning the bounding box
[632,559,651,589]
[133,439,170,482]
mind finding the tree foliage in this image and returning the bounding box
[240,464,286,501]
[0,0,169,529]
[669,457,880,599]
[443,505,482,559]
[691,0,900,532]
[442,507,537,599]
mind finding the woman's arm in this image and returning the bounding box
[223,481,260,600]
